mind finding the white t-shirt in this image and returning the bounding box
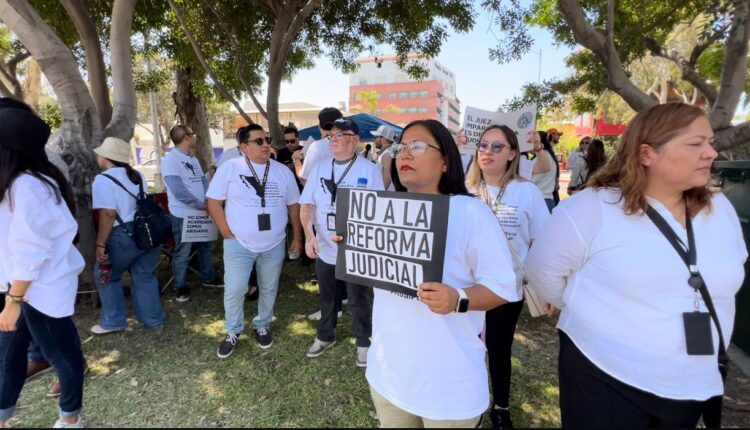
[531,151,556,199]
[0,174,84,318]
[299,156,384,264]
[161,148,207,218]
[469,179,550,298]
[525,188,748,401]
[376,150,395,191]
[519,156,534,180]
[299,137,330,180]
[92,167,146,225]
[567,149,584,172]
[366,195,519,420]
[206,157,300,253]
[218,146,241,166]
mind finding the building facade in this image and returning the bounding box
[349,55,461,133]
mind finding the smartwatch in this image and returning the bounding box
[455,288,469,313]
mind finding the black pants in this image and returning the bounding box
[558,330,704,428]
[315,260,371,347]
[485,299,524,408]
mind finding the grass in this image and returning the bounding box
[10,253,562,428]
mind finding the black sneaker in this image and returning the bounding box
[217,333,239,358]
[175,287,191,302]
[490,407,513,429]
[254,328,273,349]
[203,277,224,288]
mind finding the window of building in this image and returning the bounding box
[388,92,397,99]
[407,107,418,113]
[448,116,460,126]
[398,91,408,99]
[419,90,429,98]
[418,107,428,113]
[409,91,418,98]
[436,91,443,100]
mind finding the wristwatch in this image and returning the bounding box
[5,294,25,304]
[454,288,469,313]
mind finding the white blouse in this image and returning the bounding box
[525,187,747,400]
[0,174,84,318]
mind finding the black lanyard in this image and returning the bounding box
[245,158,270,208]
[330,155,357,205]
[479,180,506,216]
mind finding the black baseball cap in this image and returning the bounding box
[318,107,343,130]
[331,118,359,134]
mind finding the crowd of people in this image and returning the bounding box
[0,99,746,429]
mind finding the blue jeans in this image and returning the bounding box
[97,224,165,330]
[170,215,216,290]
[27,341,44,363]
[0,303,85,420]
[223,239,285,334]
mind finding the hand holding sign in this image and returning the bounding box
[418,282,460,314]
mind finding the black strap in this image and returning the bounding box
[330,155,357,205]
[645,205,729,382]
[245,159,271,209]
[101,173,144,236]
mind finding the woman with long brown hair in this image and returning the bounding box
[525,103,747,427]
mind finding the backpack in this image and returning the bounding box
[102,174,172,250]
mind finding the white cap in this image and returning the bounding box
[370,125,396,142]
[94,137,131,164]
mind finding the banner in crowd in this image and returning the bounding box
[335,189,449,298]
[462,104,537,153]
[180,210,218,243]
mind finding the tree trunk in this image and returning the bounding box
[21,56,40,111]
[59,0,113,126]
[266,63,283,149]
[0,0,102,294]
[174,67,214,171]
[103,0,138,141]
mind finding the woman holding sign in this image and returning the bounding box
[525,103,747,427]
[465,124,551,428]
[365,119,518,427]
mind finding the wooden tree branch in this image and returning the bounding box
[167,0,253,124]
[103,0,138,141]
[714,120,750,151]
[0,61,23,99]
[689,23,731,65]
[7,50,30,71]
[59,0,112,126]
[201,0,265,120]
[606,0,614,45]
[644,37,718,106]
[557,0,656,111]
[711,0,750,129]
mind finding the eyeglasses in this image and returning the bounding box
[476,141,507,153]
[389,140,442,157]
[243,137,272,145]
[284,139,298,144]
[329,132,356,141]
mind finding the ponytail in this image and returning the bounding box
[110,159,142,186]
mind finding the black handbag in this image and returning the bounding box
[646,205,728,428]
[102,174,172,250]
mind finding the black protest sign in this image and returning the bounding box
[335,189,449,298]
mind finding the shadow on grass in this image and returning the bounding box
[13,255,561,428]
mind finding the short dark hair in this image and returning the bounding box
[390,119,470,196]
[170,125,192,145]
[283,126,299,137]
[238,123,265,143]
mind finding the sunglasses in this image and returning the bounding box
[476,142,507,153]
[389,140,441,157]
[243,137,272,145]
[284,139,298,144]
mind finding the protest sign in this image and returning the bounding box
[462,104,537,152]
[335,189,449,298]
[180,209,218,242]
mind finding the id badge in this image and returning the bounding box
[683,312,714,355]
[258,213,271,231]
[327,213,336,232]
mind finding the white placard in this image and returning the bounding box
[462,104,537,153]
[180,209,218,243]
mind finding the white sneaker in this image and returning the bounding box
[356,346,369,368]
[307,310,343,321]
[54,416,83,428]
[306,338,336,358]
[90,324,123,335]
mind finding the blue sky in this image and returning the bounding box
[256,13,574,116]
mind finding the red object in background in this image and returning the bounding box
[575,113,626,137]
